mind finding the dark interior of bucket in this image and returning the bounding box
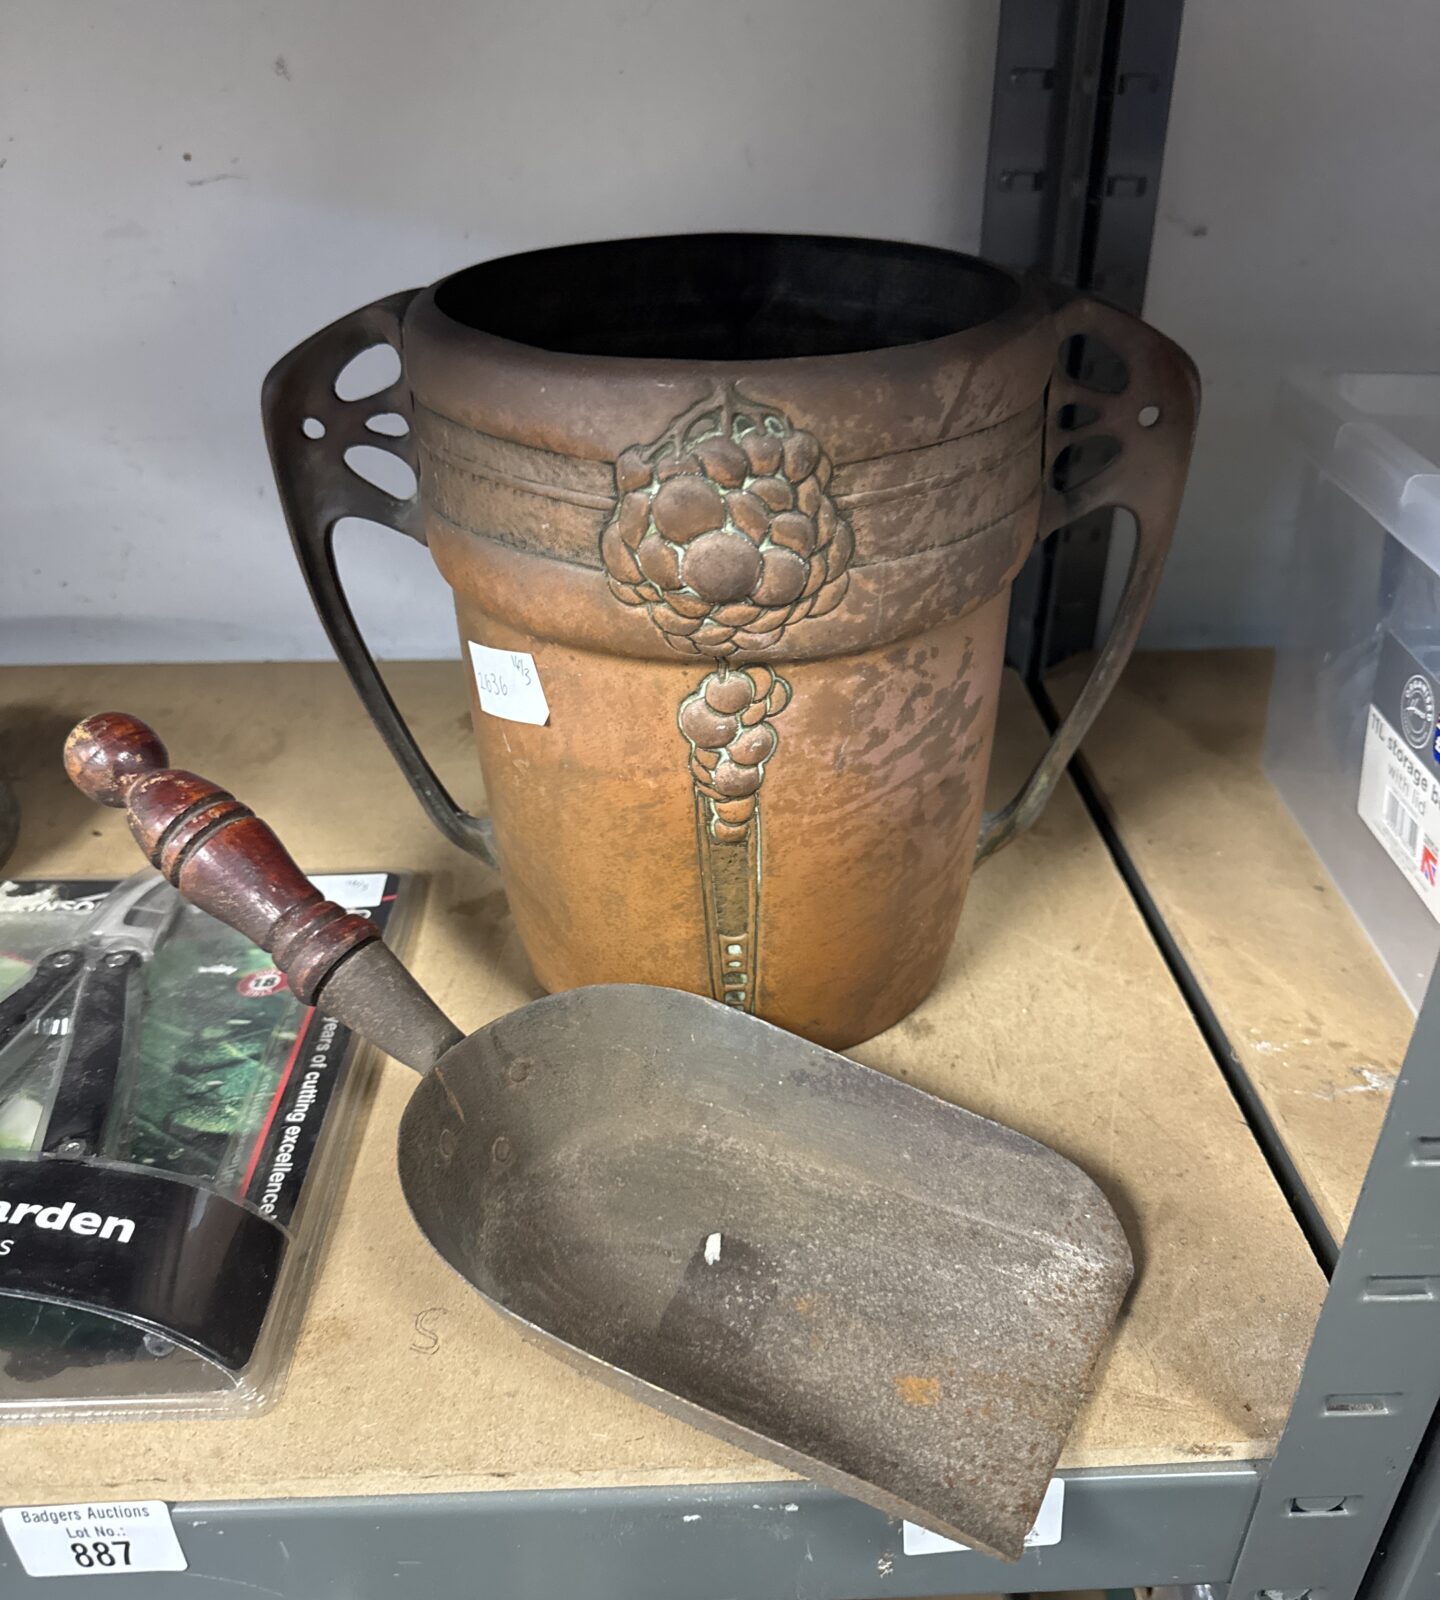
[433,234,1019,360]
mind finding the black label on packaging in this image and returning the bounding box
[243,1011,347,1228]
[0,1161,284,1370]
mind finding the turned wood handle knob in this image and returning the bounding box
[64,712,380,1003]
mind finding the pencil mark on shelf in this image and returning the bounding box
[409,1305,447,1354]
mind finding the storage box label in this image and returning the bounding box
[2,1500,186,1577]
[1358,634,1440,925]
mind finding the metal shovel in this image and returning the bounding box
[64,712,1132,1563]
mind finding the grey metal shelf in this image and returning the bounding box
[4,736,1435,1599]
[1372,1412,1440,1600]
[8,988,1426,1600]
[1218,969,1440,1599]
[7,0,1438,1590]
[0,1470,1264,1599]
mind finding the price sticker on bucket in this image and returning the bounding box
[468,642,550,727]
[2,1501,187,1577]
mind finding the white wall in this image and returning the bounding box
[1137,0,1440,647]
[10,0,1436,663]
[0,0,999,664]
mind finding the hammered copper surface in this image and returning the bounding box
[264,234,1198,1047]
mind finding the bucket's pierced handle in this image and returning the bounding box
[62,712,464,1075]
[975,294,1200,863]
[262,292,499,868]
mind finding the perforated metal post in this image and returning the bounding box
[985,0,1186,679]
[1368,1410,1440,1600]
[1225,966,1440,1599]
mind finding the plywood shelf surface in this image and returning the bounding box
[1049,649,1413,1244]
[0,661,1322,1506]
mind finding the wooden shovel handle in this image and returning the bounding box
[63,712,378,1003]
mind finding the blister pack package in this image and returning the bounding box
[0,869,413,1421]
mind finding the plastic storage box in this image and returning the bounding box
[1265,371,1440,1009]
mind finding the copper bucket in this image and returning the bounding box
[264,234,1196,1048]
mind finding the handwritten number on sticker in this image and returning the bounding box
[467,642,550,727]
